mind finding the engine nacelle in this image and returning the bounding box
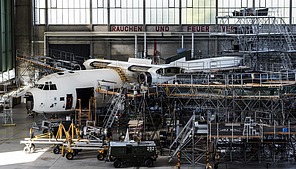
[137,72,152,85]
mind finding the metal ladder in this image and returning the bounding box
[274,18,294,69]
[169,115,196,160]
[275,19,295,51]
[102,90,125,129]
[1,97,15,126]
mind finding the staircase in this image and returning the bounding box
[274,18,295,69]
[102,91,125,129]
[275,19,295,52]
[114,67,129,82]
[169,115,199,159]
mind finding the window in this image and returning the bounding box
[110,0,143,24]
[43,84,49,90]
[51,0,90,24]
[50,84,57,90]
[33,0,293,25]
[115,0,121,8]
[34,0,46,24]
[187,0,193,8]
[97,0,104,8]
[218,0,291,24]
[146,0,179,24]
[36,84,44,90]
[50,0,57,8]
[169,0,175,8]
[182,0,216,24]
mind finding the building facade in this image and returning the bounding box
[15,0,296,66]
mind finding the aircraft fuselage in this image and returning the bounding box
[25,69,123,114]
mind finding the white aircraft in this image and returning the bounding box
[84,56,244,74]
[168,56,244,72]
[25,58,184,114]
[25,69,124,114]
[83,57,184,85]
[25,56,243,115]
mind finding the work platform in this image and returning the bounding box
[167,114,296,167]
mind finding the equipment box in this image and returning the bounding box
[108,141,158,168]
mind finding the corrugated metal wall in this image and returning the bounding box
[0,0,14,73]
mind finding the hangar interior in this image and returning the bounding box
[1,0,296,168]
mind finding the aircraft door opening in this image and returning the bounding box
[76,87,94,109]
[25,94,34,113]
[66,94,73,110]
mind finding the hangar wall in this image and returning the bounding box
[15,0,31,57]
[13,1,215,61]
[0,0,14,73]
[18,0,296,63]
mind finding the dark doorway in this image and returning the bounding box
[76,87,94,109]
[66,94,73,110]
[49,44,90,58]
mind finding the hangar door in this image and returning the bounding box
[76,87,94,109]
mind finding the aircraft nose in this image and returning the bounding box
[24,92,34,113]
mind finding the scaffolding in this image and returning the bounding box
[97,83,164,141]
[75,98,96,127]
[211,16,296,71]
[2,108,15,126]
[168,114,208,167]
[157,71,296,165]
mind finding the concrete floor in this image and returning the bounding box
[0,103,296,169]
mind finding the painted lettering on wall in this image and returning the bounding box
[111,26,143,32]
[220,26,236,33]
[187,26,210,32]
[155,26,170,32]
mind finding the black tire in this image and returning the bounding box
[30,144,36,152]
[145,158,153,167]
[97,153,104,161]
[53,146,60,154]
[113,159,121,168]
[66,152,74,160]
[24,146,31,154]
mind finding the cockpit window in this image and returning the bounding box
[50,84,57,90]
[36,82,57,90]
[37,84,44,89]
[43,85,49,90]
